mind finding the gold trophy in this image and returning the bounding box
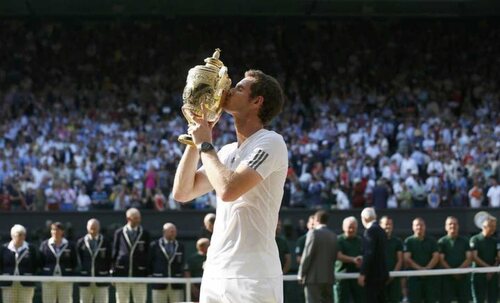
[178,48,232,145]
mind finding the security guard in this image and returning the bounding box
[438,216,471,303]
[335,216,365,303]
[380,216,403,303]
[470,216,498,303]
[404,217,439,303]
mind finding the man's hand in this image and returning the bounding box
[189,106,215,145]
[357,274,365,287]
[297,276,305,285]
[354,256,363,268]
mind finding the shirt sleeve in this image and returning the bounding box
[437,238,444,253]
[430,238,438,253]
[240,134,287,179]
[396,239,404,252]
[198,144,234,174]
[403,238,410,252]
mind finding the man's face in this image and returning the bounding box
[413,219,426,238]
[51,226,64,239]
[483,220,497,237]
[307,216,315,230]
[128,213,141,227]
[163,226,177,241]
[343,221,357,238]
[12,232,25,244]
[445,218,459,237]
[380,217,393,236]
[87,221,100,237]
[224,77,256,113]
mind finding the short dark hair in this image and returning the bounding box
[245,69,284,125]
[314,210,329,224]
[51,222,65,231]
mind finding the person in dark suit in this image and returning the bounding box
[149,222,185,303]
[358,207,389,303]
[0,224,38,303]
[112,208,150,303]
[39,222,78,303]
[76,218,112,303]
[298,210,337,303]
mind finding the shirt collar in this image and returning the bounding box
[126,224,138,232]
[86,234,100,241]
[7,241,29,253]
[48,237,68,246]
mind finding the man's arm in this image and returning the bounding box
[394,251,403,271]
[424,252,439,269]
[439,253,451,269]
[283,253,291,274]
[471,250,492,267]
[188,113,284,202]
[337,252,362,268]
[459,251,472,268]
[200,150,263,202]
[172,146,213,202]
[404,252,424,270]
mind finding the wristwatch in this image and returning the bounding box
[197,142,215,154]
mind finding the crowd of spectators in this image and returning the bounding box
[0,18,499,212]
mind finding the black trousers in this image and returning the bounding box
[365,281,386,303]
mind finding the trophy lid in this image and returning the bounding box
[204,48,224,69]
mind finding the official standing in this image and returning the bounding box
[358,207,388,303]
[404,217,440,303]
[379,216,403,303]
[39,222,78,303]
[77,218,112,303]
[437,216,471,303]
[298,210,337,303]
[335,216,364,303]
[470,216,498,303]
[112,208,150,303]
[149,222,185,303]
[0,224,38,303]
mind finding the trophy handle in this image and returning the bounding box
[178,134,195,146]
[177,134,195,146]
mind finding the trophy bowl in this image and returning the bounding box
[178,49,232,146]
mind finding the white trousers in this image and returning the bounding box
[79,284,109,303]
[200,277,283,303]
[152,286,184,303]
[42,282,73,303]
[115,282,147,303]
[2,282,35,303]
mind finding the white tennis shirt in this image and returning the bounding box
[202,129,288,278]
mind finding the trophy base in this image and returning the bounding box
[178,134,195,146]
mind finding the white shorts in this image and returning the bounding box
[200,276,283,303]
